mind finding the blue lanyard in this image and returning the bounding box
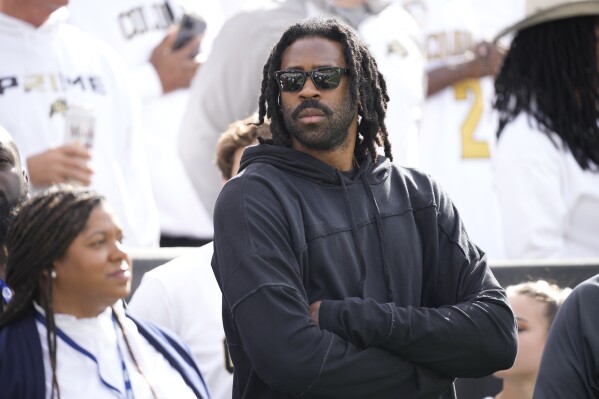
[34,309,135,399]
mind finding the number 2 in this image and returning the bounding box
[453,79,489,159]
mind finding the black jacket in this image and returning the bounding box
[534,274,599,398]
[212,144,517,398]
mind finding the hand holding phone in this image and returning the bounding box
[172,14,207,57]
[150,14,203,93]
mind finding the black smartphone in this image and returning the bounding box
[172,13,206,55]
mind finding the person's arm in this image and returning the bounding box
[148,28,201,95]
[26,143,93,187]
[213,174,453,398]
[533,277,599,398]
[427,41,504,97]
[313,184,517,378]
[128,29,201,101]
[102,41,160,248]
[128,270,178,331]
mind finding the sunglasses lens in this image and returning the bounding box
[277,71,305,92]
[313,68,341,90]
[276,68,346,92]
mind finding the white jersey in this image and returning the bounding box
[494,113,599,259]
[128,243,233,399]
[0,8,159,248]
[403,0,505,259]
[67,0,214,240]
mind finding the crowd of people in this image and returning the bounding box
[0,0,598,398]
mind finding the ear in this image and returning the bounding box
[50,258,63,274]
[41,268,49,280]
[42,266,58,280]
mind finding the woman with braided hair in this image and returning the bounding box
[0,185,210,399]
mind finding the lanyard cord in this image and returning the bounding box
[34,308,159,399]
[113,316,134,399]
[34,309,133,398]
[111,308,159,399]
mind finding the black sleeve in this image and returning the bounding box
[213,174,454,398]
[533,276,599,398]
[318,182,517,378]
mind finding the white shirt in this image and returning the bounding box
[128,243,233,399]
[403,0,510,259]
[34,303,197,399]
[67,0,214,239]
[494,113,599,259]
[0,8,159,248]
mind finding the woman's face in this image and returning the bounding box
[52,202,131,317]
[494,293,550,381]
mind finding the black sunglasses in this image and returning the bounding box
[274,67,350,92]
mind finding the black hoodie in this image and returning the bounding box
[212,144,517,399]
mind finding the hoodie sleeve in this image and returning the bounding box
[533,276,599,398]
[213,172,453,398]
[318,181,517,378]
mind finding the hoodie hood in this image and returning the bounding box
[239,143,391,186]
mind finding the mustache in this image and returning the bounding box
[291,100,333,120]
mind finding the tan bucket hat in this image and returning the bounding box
[494,0,599,41]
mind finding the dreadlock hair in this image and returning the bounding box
[256,17,392,163]
[494,16,599,171]
[0,184,104,399]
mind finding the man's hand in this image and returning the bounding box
[27,143,93,186]
[427,40,506,97]
[150,28,201,94]
[465,41,506,79]
[310,301,322,326]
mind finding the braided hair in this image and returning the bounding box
[256,17,392,162]
[0,184,104,399]
[494,16,599,170]
[506,280,571,330]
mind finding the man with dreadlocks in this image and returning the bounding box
[179,0,424,218]
[211,18,517,399]
[493,0,599,259]
[0,125,28,312]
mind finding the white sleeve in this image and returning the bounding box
[129,62,163,102]
[128,270,178,332]
[104,47,160,248]
[494,117,567,259]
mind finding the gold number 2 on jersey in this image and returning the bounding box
[454,79,490,159]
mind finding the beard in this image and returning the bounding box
[0,191,27,249]
[283,96,356,152]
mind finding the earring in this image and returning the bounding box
[50,270,57,279]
